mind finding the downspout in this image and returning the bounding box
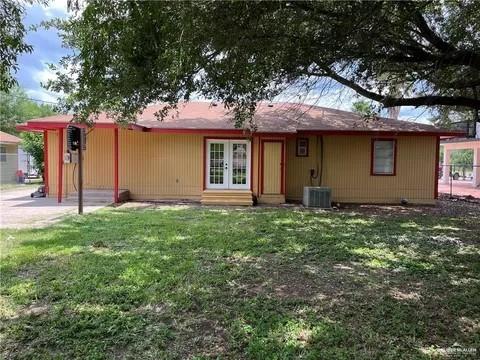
[318,136,324,186]
[309,136,324,186]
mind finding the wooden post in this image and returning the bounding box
[78,127,84,214]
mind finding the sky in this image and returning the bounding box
[16,1,432,123]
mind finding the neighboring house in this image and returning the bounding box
[18,147,36,176]
[440,122,480,188]
[0,131,21,184]
[17,102,462,205]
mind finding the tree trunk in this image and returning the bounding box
[387,107,400,120]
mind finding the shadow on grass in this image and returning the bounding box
[0,207,479,359]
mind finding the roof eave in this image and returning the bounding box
[16,122,147,132]
[17,121,465,137]
[297,130,465,137]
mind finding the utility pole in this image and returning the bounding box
[78,128,84,214]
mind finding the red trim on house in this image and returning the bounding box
[282,139,287,195]
[43,130,49,194]
[57,128,63,203]
[202,137,207,190]
[370,138,397,176]
[19,122,147,131]
[250,138,254,192]
[296,138,309,157]
[114,128,119,203]
[298,130,465,137]
[18,120,464,138]
[260,139,285,195]
[281,139,285,194]
[151,128,246,135]
[434,136,440,199]
[260,139,264,195]
[16,125,42,132]
[257,136,262,196]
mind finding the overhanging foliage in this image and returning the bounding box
[48,1,480,124]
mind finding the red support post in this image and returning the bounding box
[114,128,119,203]
[43,130,49,194]
[434,136,440,199]
[57,128,63,203]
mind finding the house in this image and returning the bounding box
[18,147,36,177]
[0,131,22,184]
[17,102,462,205]
[440,122,480,189]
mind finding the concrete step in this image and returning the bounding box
[201,199,253,206]
[67,189,130,203]
[201,190,253,206]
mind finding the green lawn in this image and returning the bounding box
[0,180,42,192]
[1,205,479,359]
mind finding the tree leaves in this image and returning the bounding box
[0,0,34,91]
[48,1,480,125]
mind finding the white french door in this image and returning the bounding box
[206,140,251,190]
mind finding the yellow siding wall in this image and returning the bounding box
[48,129,258,200]
[46,130,60,196]
[46,128,436,204]
[286,135,436,204]
[286,136,320,198]
[85,129,114,189]
[119,131,203,199]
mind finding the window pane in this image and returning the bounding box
[297,139,308,156]
[232,143,247,185]
[209,143,224,184]
[373,140,395,174]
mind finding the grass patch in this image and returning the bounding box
[0,181,42,192]
[1,206,479,359]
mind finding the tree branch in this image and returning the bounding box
[409,9,480,69]
[410,11,456,53]
[309,69,480,109]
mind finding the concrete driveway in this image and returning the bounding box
[0,187,107,229]
[438,180,480,199]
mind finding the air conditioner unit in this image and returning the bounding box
[303,187,332,208]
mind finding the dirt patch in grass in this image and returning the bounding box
[174,316,230,358]
[339,196,480,219]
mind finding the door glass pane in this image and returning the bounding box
[209,143,225,184]
[232,143,247,185]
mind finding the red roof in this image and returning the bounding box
[17,102,463,136]
[0,131,21,144]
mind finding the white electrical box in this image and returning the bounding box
[70,152,79,163]
[63,151,79,164]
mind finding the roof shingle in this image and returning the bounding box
[19,102,460,135]
[0,131,21,144]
